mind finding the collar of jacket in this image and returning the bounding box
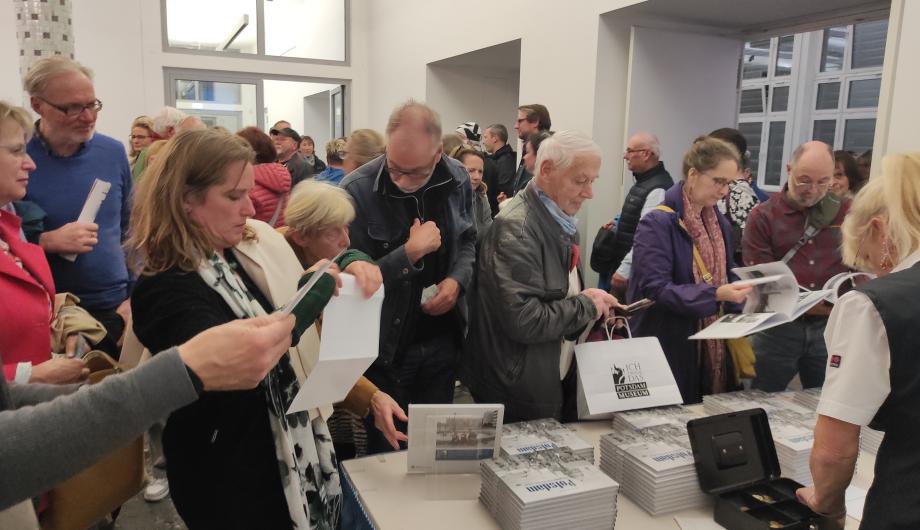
[633,161,667,182]
[491,143,513,158]
[370,154,463,196]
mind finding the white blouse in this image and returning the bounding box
[817,250,920,425]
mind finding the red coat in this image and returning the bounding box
[249,163,292,227]
[0,210,55,381]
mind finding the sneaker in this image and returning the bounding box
[143,476,169,502]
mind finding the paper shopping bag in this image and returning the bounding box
[575,336,683,420]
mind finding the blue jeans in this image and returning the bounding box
[751,318,829,392]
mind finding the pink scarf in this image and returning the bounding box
[681,192,729,394]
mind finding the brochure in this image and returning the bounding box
[689,261,831,340]
[407,404,504,474]
[62,178,111,262]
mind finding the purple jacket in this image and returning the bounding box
[627,181,740,404]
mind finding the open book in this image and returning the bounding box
[689,261,832,340]
[821,271,875,304]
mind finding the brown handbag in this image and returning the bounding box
[40,351,145,530]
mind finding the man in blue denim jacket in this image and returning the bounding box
[340,100,476,453]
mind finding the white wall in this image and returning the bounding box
[875,0,920,162]
[303,91,332,156]
[426,65,520,143]
[263,79,338,134]
[0,0,368,149]
[624,26,742,187]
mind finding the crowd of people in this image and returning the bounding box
[0,54,914,530]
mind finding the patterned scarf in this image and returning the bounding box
[681,193,729,394]
[198,252,341,530]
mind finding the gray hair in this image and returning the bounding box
[23,57,93,96]
[487,123,508,144]
[152,107,188,136]
[386,99,442,148]
[535,130,602,180]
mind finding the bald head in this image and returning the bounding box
[624,132,661,173]
[177,115,207,133]
[787,141,834,208]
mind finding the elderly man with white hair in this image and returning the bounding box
[462,130,619,422]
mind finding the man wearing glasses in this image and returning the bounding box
[591,131,672,296]
[23,57,133,358]
[742,141,850,392]
[341,100,477,454]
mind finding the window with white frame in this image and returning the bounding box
[737,35,800,188]
[736,19,887,191]
[163,0,347,63]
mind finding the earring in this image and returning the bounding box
[880,238,894,272]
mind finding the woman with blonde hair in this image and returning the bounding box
[282,180,407,458]
[797,153,920,529]
[628,136,751,404]
[342,129,385,174]
[127,128,384,530]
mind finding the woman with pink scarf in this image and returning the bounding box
[627,136,752,403]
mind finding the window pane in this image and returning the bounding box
[737,122,762,175]
[740,88,764,114]
[774,36,794,77]
[848,78,881,108]
[166,0,257,54]
[771,86,789,112]
[764,121,786,186]
[812,120,836,146]
[820,27,847,72]
[175,79,257,131]
[816,82,841,110]
[742,40,770,80]
[852,19,888,69]
[264,79,342,150]
[264,0,346,61]
[843,119,876,154]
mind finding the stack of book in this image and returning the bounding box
[599,424,709,515]
[793,388,822,411]
[611,405,705,432]
[500,419,595,463]
[480,448,619,530]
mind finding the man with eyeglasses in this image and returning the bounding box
[340,100,477,454]
[591,131,672,296]
[743,141,851,392]
[508,104,552,198]
[23,57,133,358]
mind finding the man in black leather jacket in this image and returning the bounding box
[462,130,618,422]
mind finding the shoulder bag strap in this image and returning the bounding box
[268,191,289,227]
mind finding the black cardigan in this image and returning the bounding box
[132,267,293,530]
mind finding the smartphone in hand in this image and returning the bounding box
[614,298,655,316]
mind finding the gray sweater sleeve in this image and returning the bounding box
[0,348,198,510]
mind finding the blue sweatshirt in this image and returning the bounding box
[25,129,132,310]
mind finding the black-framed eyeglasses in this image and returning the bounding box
[39,97,102,118]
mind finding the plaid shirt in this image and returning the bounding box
[742,187,851,290]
